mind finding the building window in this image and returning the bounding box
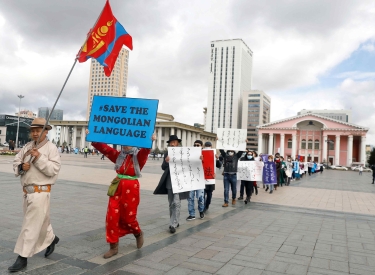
[287,139,292,148]
[308,139,313,149]
[315,140,320,150]
[248,94,260,97]
[301,139,306,149]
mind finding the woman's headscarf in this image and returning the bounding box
[115,147,141,177]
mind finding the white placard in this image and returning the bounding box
[237,161,264,181]
[216,128,247,151]
[203,148,216,185]
[168,147,205,193]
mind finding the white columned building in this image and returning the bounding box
[280,134,285,157]
[257,133,263,154]
[291,134,297,159]
[335,135,340,165]
[268,134,274,155]
[347,135,353,166]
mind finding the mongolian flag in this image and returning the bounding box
[77,0,133,77]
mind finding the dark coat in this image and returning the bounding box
[153,151,189,200]
[220,150,244,173]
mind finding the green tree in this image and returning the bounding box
[57,139,60,146]
[154,147,160,155]
[368,149,375,166]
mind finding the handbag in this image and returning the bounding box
[107,177,121,196]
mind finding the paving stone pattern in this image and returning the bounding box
[1,155,375,274]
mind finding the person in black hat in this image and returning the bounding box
[154,135,190,234]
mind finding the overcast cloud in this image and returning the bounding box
[0,0,374,143]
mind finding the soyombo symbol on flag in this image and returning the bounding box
[77,0,132,77]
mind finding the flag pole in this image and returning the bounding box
[33,1,108,148]
[28,1,108,162]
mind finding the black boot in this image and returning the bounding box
[8,255,27,272]
[255,186,258,195]
[45,235,59,257]
[265,186,269,191]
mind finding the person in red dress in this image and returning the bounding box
[90,133,156,258]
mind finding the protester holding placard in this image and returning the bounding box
[219,148,245,207]
[154,135,190,234]
[285,157,294,186]
[88,130,156,258]
[252,151,259,195]
[186,140,205,221]
[203,141,222,212]
[239,151,256,204]
[264,155,277,194]
[274,153,282,190]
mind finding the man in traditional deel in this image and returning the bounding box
[9,118,61,272]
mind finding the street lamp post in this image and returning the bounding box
[15,95,25,148]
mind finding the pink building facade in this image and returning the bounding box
[257,114,368,166]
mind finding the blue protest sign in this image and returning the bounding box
[262,162,277,184]
[87,96,159,148]
[261,154,269,162]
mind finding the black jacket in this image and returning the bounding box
[220,149,244,173]
[153,151,189,199]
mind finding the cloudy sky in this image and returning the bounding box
[1,0,375,143]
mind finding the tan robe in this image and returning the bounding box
[13,139,61,257]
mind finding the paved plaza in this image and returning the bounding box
[1,154,375,274]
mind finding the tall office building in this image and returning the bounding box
[241,90,271,151]
[86,48,129,119]
[205,39,253,133]
[297,109,352,123]
[38,107,63,120]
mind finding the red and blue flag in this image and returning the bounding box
[77,0,132,77]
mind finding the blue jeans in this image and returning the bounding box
[188,189,204,216]
[223,173,237,203]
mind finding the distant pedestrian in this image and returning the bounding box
[84,146,88,158]
[359,166,363,176]
[320,163,323,174]
[9,140,15,150]
[101,154,105,160]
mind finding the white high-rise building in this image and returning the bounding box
[86,48,129,120]
[205,39,253,133]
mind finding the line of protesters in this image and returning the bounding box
[9,125,327,272]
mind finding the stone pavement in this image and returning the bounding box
[1,154,375,274]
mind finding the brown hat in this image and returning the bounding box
[30,117,52,130]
